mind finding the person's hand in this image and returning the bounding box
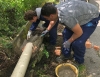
[41,29,49,37]
[63,41,71,48]
[27,30,32,40]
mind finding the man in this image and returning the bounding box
[41,1,100,64]
[24,6,59,48]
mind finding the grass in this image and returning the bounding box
[78,64,87,77]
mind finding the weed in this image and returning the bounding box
[43,47,49,58]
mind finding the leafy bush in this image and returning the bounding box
[0,0,25,38]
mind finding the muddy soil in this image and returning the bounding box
[0,47,19,77]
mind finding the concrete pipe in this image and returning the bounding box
[11,42,33,77]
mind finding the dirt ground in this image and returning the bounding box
[0,23,100,77]
[0,48,19,77]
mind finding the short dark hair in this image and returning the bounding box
[24,10,37,21]
[41,3,57,17]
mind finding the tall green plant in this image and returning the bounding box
[23,0,47,10]
[0,0,26,37]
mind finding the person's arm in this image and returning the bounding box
[41,20,57,36]
[63,23,83,48]
[27,20,40,40]
[68,23,83,43]
[30,19,40,31]
[41,15,57,31]
[46,20,57,31]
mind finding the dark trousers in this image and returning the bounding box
[43,19,59,45]
[62,18,99,64]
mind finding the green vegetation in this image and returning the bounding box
[78,64,87,77]
[43,47,49,58]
